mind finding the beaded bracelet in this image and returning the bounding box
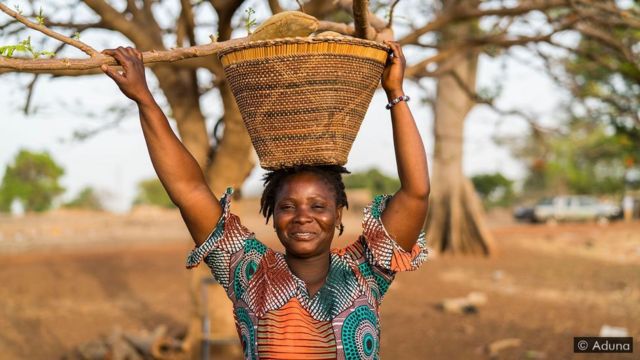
[385,95,410,110]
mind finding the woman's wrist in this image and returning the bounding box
[385,89,405,101]
[135,91,156,107]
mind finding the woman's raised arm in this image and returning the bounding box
[101,47,221,246]
[379,41,431,252]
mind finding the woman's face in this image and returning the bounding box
[273,172,342,259]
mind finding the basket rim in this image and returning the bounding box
[217,36,390,59]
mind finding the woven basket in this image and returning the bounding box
[218,37,390,170]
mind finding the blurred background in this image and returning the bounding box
[0,0,638,359]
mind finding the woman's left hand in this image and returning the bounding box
[381,41,406,99]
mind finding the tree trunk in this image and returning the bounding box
[427,3,494,256]
[205,78,256,195]
[152,65,211,169]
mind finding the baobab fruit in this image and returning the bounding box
[249,11,319,41]
[314,31,344,38]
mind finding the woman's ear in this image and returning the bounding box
[335,206,345,236]
[336,206,344,223]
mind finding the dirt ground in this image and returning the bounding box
[0,199,638,360]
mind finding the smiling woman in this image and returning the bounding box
[101,38,430,359]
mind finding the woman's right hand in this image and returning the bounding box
[101,47,153,104]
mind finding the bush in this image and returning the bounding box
[471,172,515,208]
[0,149,65,212]
[344,168,400,195]
[133,178,175,208]
[64,187,105,211]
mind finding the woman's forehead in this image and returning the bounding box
[276,172,336,200]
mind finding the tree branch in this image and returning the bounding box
[0,37,247,72]
[82,0,158,49]
[399,0,570,45]
[268,0,284,14]
[387,0,400,28]
[0,2,99,57]
[352,0,371,39]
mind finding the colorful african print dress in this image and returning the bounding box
[186,189,428,360]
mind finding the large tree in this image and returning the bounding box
[2,0,639,356]
[3,1,638,254]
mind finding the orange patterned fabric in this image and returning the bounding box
[257,297,337,359]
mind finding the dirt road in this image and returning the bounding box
[0,203,638,359]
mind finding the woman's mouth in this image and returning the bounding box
[289,232,316,241]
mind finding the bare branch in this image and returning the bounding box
[23,74,39,114]
[399,0,570,45]
[83,0,159,49]
[207,0,244,41]
[268,0,284,14]
[177,0,196,47]
[0,3,99,57]
[0,37,247,72]
[448,69,558,135]
[125,0,140,16]
[387,0,400,28]
[353,0,370,39]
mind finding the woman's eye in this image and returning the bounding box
[312,204,326,209]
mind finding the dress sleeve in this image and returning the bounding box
[361,194,429,272]
[185,188,258,294]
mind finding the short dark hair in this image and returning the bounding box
[260,165,349,235]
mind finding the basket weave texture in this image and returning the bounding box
[219,37,390,170]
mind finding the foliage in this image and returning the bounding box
[511,118,629,197]
[471,172,515,208]
[63,186,104,211]
[343,168,400,195]
[133,178,175,208]
[0,149,65,212]
[244,7,257,34]
[562,12,640,164]
[0,36,55,58]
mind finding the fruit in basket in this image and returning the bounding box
[249,11,319,41]
[313,31,345,38]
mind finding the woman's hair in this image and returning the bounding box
[260,165,350,235]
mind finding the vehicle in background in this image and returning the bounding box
[512,205,535,222]
[513,195,622,223]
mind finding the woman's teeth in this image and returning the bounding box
[292,232,314,240]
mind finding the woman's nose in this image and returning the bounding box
[293,207,312,223]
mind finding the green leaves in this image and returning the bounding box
[471,173,515,208]
[0,36,56,59]
[0,149,65,213]
[344,168,401,196]
[133,178,175,208]
[36,7,45,26]
[245,7,257,35]
[64,187,105,211]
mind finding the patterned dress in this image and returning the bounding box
[186,189,428,360]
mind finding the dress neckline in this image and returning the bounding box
[282,252,338,302]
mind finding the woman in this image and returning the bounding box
[101,40,430,359]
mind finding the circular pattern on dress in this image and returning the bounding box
[341,305,380,360]
[235,307,256,360]
[233,239,266,298]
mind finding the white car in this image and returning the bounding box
[533,195,621,223]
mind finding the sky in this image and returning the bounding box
[0,1,566,212]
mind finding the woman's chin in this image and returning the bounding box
[284,239,327,258]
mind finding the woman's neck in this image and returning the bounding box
[285,252,331,297]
